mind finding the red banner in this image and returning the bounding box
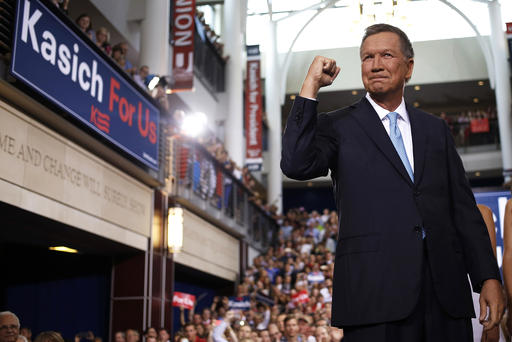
[506,22,512,35]
[470,118,490,133]
[171,0,195,92]
[291,290,309,305]
[172,291,196,309]
[245,45,263,171]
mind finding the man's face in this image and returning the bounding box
[158,330,169,342]
[260,330,271,342]
[184,326,196,341]
[360,32,413,99]
[146,329,157,339]
[126,330,139,342]
[239,326,252,339]
[114,332,125,342]
[268,325,281,342]
[285,319,298,338]
[0,315,19,342]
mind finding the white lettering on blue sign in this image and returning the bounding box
[20,0,103,103]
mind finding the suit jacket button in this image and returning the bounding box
[414,190,421,197]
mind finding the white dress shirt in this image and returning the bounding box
[365,93,414,171]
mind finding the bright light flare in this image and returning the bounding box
[181,112,207,137]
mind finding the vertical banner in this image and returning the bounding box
[245,45,263,171]
[171,0,195,92]
[507,22,512,63]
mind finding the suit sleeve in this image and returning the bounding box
[444,121,501,292]
[281,96,337,181]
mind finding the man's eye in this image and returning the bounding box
[383,53,393,58]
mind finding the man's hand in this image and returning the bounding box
[299,56,340,99]
[479,279,505,331]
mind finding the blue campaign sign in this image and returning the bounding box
[11,0,159,170]
[474,190,511,270]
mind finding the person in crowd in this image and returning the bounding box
[0,312,20,342]
[133,65,150,90]
[502,196,512,337]
[212,311,237,342]
[184,323,205,342]
[144,328,157,341]
[118,42,137,75]
[19,328,31,342]
[281,316,302,342]
[50,0,69,14]
[267,324,281,342]
[281,22,503,340]
[75,14,94,41]
[16,336,27,342]
[33,332,64,342]
[238,325,252,340]
[95,27,112,56]
[114,332,125,342]
[111,45,126,69]
[125,330,139,342]
[157,329,169,342]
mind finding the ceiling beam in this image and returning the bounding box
[196,0,224,5]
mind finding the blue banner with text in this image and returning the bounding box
[11,0,159,170]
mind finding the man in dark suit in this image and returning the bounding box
[281,24,504,341]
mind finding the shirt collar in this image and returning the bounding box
[365,93,409,124]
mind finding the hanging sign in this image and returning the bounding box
[245,45,263,171]
[11,0,159,170]
[171,0,196,92]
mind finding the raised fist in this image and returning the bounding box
[299,56,340,99]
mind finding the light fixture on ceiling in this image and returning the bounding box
[414,85,421,91]
[49,246,78,254]
[413,101,420,107]
[290,95,296,100]
[473,97,479,103]
[351,90,358,95]
[478,81,484,86]
[168,206,184,253]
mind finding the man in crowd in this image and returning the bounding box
[281,23,504,340]
[268,323,281,342]
[0,312,20,342]
[281,316,302,342]
[184,323,205,342]
[125,330,139,342]
[157,329,169,342]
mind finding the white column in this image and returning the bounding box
[140,0,170,75]
[265,21,283,213]
[488,0,512,181]
[223,0,245,166]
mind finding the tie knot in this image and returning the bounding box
[387,112,399,124]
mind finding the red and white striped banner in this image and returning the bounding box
[171,0,195,92]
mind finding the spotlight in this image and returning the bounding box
[182,112,208,137]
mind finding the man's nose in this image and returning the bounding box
[371,55,383,72]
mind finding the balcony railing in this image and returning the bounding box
[167,135,278,250]
[193,24,225,93]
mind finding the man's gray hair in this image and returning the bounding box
[0,311,20,327]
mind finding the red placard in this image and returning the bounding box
[172,291,196,309]
[470,118,490,133]
[291,290,309,304]
[506,22,512,35]
[245,45,263,171]
[171,0,196,92]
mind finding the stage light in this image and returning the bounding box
[168,206,184,253]
[49,246,78,253]
[182,112,207,137]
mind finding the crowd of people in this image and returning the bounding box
[437,107,498,147]
[174,207,341,342]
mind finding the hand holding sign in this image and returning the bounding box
[172,291,196,309]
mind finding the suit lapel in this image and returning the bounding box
[407,104,427,186]
[351,97,413,187]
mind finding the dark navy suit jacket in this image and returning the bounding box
[281,96,500,327]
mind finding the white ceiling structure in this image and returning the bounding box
[246,0,512,53]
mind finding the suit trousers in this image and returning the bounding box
[343,242,474,342]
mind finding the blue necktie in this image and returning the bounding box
[387,112,414,182]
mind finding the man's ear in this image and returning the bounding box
[405,58,414,83]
